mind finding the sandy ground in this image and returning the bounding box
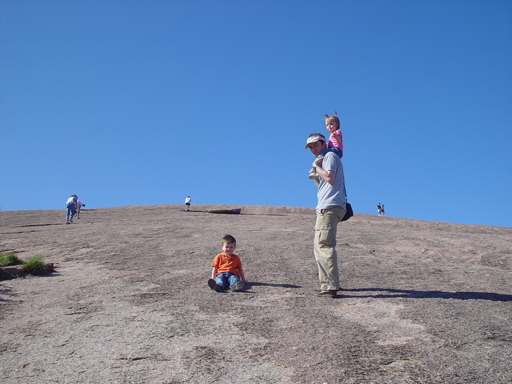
[1,204,511,383]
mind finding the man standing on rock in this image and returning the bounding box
[305,133,347,298]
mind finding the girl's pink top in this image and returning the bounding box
[328,130,343,151]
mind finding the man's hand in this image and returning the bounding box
[313,157,324,168]
[315,157,336,185]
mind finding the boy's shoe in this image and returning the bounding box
[230,281,245,292]
[208,279,223,292]
[66,221,70,224]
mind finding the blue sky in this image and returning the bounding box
[1,0,511,227]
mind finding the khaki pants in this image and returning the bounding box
[314,206,346,291]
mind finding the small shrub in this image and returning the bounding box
[0,251,23,267]
[22,255,50,275]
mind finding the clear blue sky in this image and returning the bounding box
[1,1,511,227]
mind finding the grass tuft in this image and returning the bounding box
[22,255,50,275]
[0,251,24,266]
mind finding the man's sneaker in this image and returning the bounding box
[208,279,223,292]
[230,281,245,292]
[316,289,337,298]
[66,221,70,224]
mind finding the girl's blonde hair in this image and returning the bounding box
[324,111,340,128]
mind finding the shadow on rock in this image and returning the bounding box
[341,288,512,302]
[249,282,301,289]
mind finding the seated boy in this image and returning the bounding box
[208,235,247,292]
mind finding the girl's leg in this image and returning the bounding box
[327,147,343,159]
[309,155,324,179]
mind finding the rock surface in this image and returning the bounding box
[1,204,511,383]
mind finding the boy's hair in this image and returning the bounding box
[222,234,236,245]
[324,111,340,128]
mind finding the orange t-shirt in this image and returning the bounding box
[211,253,242,278]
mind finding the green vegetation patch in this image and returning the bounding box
[22,255,52,275]
[1,251,54,277]
[0,251,23,266]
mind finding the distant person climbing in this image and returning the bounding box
[65,194,78,224]
[309,111,344,179]
[208,235,247,293]
[185,196,191,211]
[305,133,347,298]
[76,200,86,219]
[381,204,385,216]
[376,203,382,216]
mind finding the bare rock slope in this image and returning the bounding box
[1,204,511,383]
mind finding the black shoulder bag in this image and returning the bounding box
[341,177,353,222]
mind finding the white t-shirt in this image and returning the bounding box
[66,197,76,205]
